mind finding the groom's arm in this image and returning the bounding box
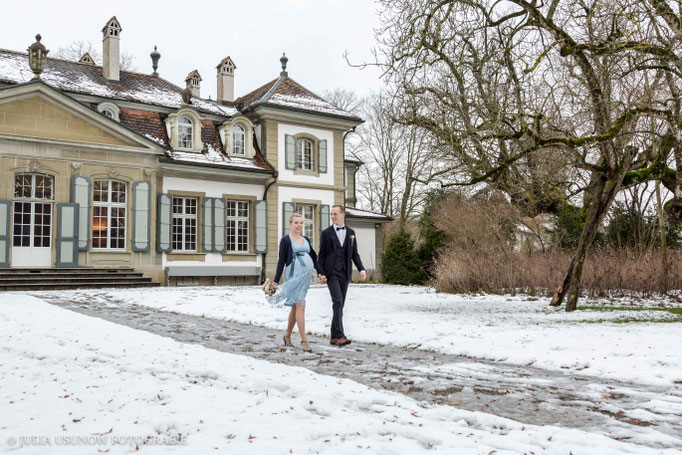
[350,229,365,278]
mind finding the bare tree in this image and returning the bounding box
[355,91,437,225]
[53,39,137,71]
[375,0,682,310]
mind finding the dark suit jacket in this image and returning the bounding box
[273,235,324,283]
[317,225,365,281]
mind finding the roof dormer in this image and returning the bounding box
[185,70,202,98]
[79,52,95,65]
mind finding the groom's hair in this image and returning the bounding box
[332,204,346,213]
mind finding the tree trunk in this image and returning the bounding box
[655,180,668,290]
[551,170,626,311]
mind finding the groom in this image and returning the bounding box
[317,205,366,346]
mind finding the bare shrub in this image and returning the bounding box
[431,195,682,296]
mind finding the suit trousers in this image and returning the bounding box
[327,269,349,338]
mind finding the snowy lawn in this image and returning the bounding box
[28,285,682,387]
[1,295,678,454]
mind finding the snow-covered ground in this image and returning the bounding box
[45,284,682,387]
[2,294,678,454]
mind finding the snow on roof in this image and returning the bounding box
[238,75,362,122]
[0,49,237,117]
[268,93,356,118]
[165,146,269,172]
[344,149,363,164]
[346,207,392,221]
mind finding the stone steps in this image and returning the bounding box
[0,268,159,291]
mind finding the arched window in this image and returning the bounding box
[297,139,313,170]
[232,124,245,155]
[101,108,114,119]
[178,116,193,149]
[92,180,127,250]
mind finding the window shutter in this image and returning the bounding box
[0,200,9,268]
[318,139,328,173]
[157,193,172,253]
[319,204,330,238]
[132,181,151,252]
[70,176,91,251]
[254,200,268,253]
[285,134,297,170]
[282,201,295,236]
[213,198,226,253]
[56,203,79,268]
[202,197,215,252]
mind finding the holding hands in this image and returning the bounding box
[318,274,327,284]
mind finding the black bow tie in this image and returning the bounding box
[336,226,346,231]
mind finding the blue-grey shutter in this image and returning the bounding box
[157,193,172,253]
[282,201,295,236]
[132,181,151,252]
[0,200,9,268]
[213,198,226,253]
[202,197,215,252]
[318,139,328,173]
[254,200,268,253]
[285,134,297,170]
[319,204,330,238]
[56,203,79,268]
[70,176,91,251]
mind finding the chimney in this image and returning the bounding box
[185,70,202,98]
[216,56,236,103]
[101,16,122,81]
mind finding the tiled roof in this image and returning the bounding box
[237,75,361,122]
[0,49,237,117]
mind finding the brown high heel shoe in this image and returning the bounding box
[283,334,293,347]
[300,341,312,352]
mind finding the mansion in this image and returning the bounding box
[0,17,389,285]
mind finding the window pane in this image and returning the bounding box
[233,125,245,155]
[14,175,32,198]
[94,180,109,202]
[178,117,193,149]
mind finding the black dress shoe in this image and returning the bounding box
[337,336,351,346]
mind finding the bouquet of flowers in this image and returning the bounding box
[262,278,277,296]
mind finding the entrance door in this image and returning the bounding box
[11,174,54,268]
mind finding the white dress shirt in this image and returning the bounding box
[334,223,346,247]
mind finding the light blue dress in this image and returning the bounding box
[267,237,314,307]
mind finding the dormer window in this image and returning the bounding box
[165,108,202,152]
[220,117,255,158]
[178,116,193,149]
[97,102,120,122]
[233,125,245,155]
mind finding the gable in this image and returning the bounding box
[0,94,135,146]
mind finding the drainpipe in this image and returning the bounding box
[342,126,357,207]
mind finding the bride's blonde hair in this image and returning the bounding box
[289,212,303,224]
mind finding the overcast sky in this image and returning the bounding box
[0,0,385,101]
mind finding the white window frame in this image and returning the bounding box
[297,139,313,171]
[171,197,198,252]
[227,200,249,252]
[295,203,315,245]
[92,179,127,250]
[232,125,245,155]
[178,116,193,149]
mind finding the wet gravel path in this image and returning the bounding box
[36,292,682,448]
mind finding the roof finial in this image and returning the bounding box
[28,34,49,80]
[150,45,160,77]
[280,52,288,76]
